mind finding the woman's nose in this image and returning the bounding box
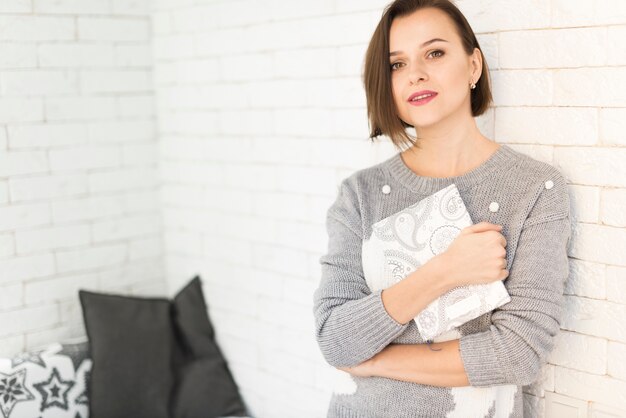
[408,63,428,85]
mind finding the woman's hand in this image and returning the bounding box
[435,221,509,287]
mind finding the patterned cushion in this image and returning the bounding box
[0,340,91,418]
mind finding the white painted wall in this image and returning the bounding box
[0,0,164,354]
[2,0,625,417]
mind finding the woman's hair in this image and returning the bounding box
[362,0,493,150]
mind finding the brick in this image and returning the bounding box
[0,203,50,232]
[0,254,55,284]
[601,108,626,147]
[92,213,160,242]
[39,43,115,68]
[204,282,257,317]
[555,147,626,188]
[0,180,7,204]
[15,224,90,254]
[81,69,152,94]
[596,0,626,25]
[489,70,552,106]
[601,188,626,227]
[0,151,48,177]
[550,0,594,27]
[9,173,88,202]
[495,107,597,145]
[87,119,155,143]
[8,123,88,149]
[46,97,116,121]
[170,4,217,33]
[336,44,368,77]
[554,68,626,107]
[220,52,273,82]
[252,243,308,278]
[277,220,327,253]
[0,282,23,310]
[607,266,626,305]
[88,167,158,192]
[33,0,110,14]
[458,0,549,32]
[56,244,127,274]
[25,325,74,352]
[117,96,155,118]
[52,195,126,223]
[0,98,44,123]
[49,144,120,171]
[77,17,149,41]
[98,259,162,290]
[562,295,626,343]
[129,237,162,260]
[1,70,79,96]
[254,191,308,221]
[0,0,30,13]
[555,366,626,411]
[569,222,626,266]
[305,77,366,108]
[204,235,252,264]
[273,48,336,79]
[0,233,13,257]
[122,142,157,166]
[152,34,195,60]
[274,108,333,137]
[278,165,336,195]
[214,214,276,243]
[566,259,606,300]
[608,341,626,381]
[0,16,74,41]
[114,44,152,67]
[220,110,272,136]
[110,0,149,15]
[24,273,98,305]
[0,335,24,357]
[569,185,600,224]
[500,28,606,69]
[0,42,37,69]
[549,330,606,375]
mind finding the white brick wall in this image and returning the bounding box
[0,0,165,358]
[1,0,625,417]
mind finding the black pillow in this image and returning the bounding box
[79,275,249,418]
[171,276,248,418]
[78,291,173,418]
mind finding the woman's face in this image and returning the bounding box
[388,7,480,130]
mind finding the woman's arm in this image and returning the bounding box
[340,340,471,388]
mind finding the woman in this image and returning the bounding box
[312,0,572,417]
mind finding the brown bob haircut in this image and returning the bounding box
[362,0,493,150]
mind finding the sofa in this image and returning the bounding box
[0,276,254,418]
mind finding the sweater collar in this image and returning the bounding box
[386,143,516,195]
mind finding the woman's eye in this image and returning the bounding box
[429,50,444,58]
[390,62,403,71]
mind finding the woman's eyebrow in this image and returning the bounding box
[389,38,449,56]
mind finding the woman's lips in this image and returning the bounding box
[408,93,437,106]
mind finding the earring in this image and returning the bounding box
[470,81,476,89]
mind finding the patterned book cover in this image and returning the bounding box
[362,183,511,341]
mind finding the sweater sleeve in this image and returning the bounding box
[459,173,572,387]
[313,178,410,368]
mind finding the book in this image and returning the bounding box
[362,183,511,341]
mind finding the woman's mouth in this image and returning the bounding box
[408,92,437,106]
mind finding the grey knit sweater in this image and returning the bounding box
[312,144,572,418]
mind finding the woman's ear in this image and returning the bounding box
[470,47,482,83]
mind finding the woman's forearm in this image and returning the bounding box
[381,255,454,325]
[371,339,471,387]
